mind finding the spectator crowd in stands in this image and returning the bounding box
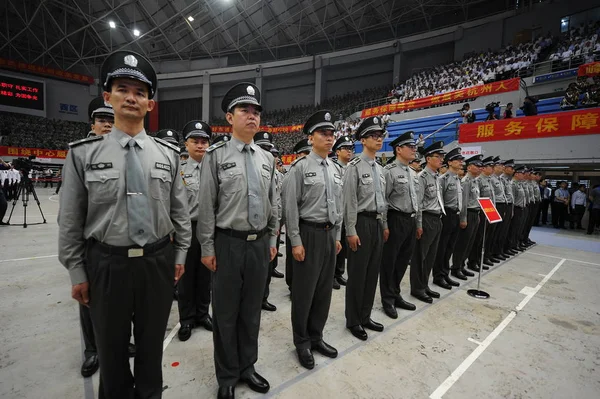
[549,20,600,70]
[0,113,88,150]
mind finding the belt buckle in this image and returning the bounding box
[376,214,382,220]
[128,248,144,258]
[410,213,416,218]
[324,223,332,230]
[247,234,258,241]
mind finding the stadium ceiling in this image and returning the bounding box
[1,0,511,74]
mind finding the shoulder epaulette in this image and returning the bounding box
[153,137,180,153]
[384,163,397,170]
[349,157,361,166]
[68,135,103,148]
[206,140,227,153]
[291,156,307,167]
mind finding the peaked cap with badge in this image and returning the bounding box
[156,129,180,145]
[390,130,416,148]
[221,82,262,113]
[502,159,515,168]
[514,165,526,173]
[355,116,385,141]
[253,131,274,148]
[444,147,464,163]
[88,96,114,121]
[293,138,312,154]
[303,110,335,135]
[465,154,484,167]
[332,135,354,152]
[101,51,157,98]
[421,141,446,157]
[482,156,495,166]
[183,120,212,141]
[492,156,501,164]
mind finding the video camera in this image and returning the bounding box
[485,102,500,112]
[12,156,41,173]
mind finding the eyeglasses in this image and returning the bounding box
[401,144,417,150]
[429,154,444,159]
[364,132,384,139]
[340,147,354,152]
[95,118,114,124]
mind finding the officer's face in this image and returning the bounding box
[105,78,154,121]
[91,116,114,135]
[494,164,504,174]
[186,137,210,161]
[505,166,514,176]
[336,147,353,163]
[310,129,335,153]
[396,144,417,162]
[426,153,444,170]
[468,164,481,176]
[226,105,261,136]
[449,159,463,171]
[361,131,384,152]
[482,165,493,176]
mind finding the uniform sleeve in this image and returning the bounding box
[197,150,219,257]
[416,173,426,229]
[282,164,302,247]
[57,148,89,285]
[267,161,279,248]
[460,178,470,224]
[382,168,393,230]
[169,153,192,265]
[343,164,359,236]
[333,164,343,242]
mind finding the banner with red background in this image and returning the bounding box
[0,58,95,85]
[360,78,521,118]
[211,124,303,134]
[578,61,600,77]
[1,146,68,159]
[459,108,600,143]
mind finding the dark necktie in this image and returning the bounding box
[126,139,152,246]
[244,145,264,230]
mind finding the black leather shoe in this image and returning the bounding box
[262,300,277,311]
[279,239,285,244]
[483,259,494,266]
[445,276,460,287]
[333,279,341,290]
[128,343,136,358]
[411,291,433,304]
[395,297,416,311]
[462,268,475,277]
[348,325,368,341]
[433,279,452,290]
[482,265,490,270]
[335,275,347,286]
[517,246,527,252]
[362,319,384,332]
[528,240,536,245]
[506,249,518,255]
[467,265,480,273]
[383,305,398,319]
[296,348,315,369]
[178,324,193,341]
[81,355,99,377]
[451,270,468,280]
[217,386,235,399]
[241,372,270,394]
[489,256,502,263]
[271,268,284,278]
[425,288,440,298]
[495,253,508,260]
[197,315,213,331]
[277,252,283,257]
[311,340,338,358]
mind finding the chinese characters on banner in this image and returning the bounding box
[578,61,600,77]
[477,198,502,224]
[0,146,68,159]
[211,124,304,134]
[360,78,521,118]
[280,154,298,165]
[0,57,95,85]
[458,108,600,143]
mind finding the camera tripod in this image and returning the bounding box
[6,176,47,228]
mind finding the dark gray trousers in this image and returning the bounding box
[490,203,508,255]
[345,215,383,327]
[468,212,487,265]
[285,235,293,291]
[334,224,347,278]
[212,231,269,387]
[433,209,460,281]
[87,238,174,399]
[452,210,480,270]
[522,202,539,241]
[79,304,97,359]
[508,206,526,249]
[380,211,416,308]
[291,224,336,349]
[264,231,281,301]
[498,204,513,253]
[410,213,442,294]
[178,221,211,325]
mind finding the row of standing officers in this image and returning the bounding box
[58,50,541,399]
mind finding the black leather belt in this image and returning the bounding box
[444,207,460,215]
[90,235,170,258]
[358,211,382,219]
[467,208,480,213]
[300,219,334,230]
[515,206,524,209]
[388,209,415,218]
[423,211,442,219]
[216,227,268,241]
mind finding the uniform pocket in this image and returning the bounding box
[150,169,173,200]
[86,169,120,204]
[219,168,243,195]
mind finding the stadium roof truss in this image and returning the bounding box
[1,0,504,73]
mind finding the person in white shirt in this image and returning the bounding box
[570,184,588,230]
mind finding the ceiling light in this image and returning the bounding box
[187,16,194,22]
[109,21,116,28]
[133,29,140,37]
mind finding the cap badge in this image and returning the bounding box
[247,86,255,96]
[409,132,414,139]
[195,122,202,129]
[373,117,379,124]
[224,136,229,141]
[263,132,269,139]
[324,112,331,121]
[167,131,173,136]
[124,55,138,67]
[103,100,111,107]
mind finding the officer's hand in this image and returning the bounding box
[292,245,305,262]
[174,264,185,282]
[383,229,390,242]
[72,282,90,307]
[335,240,342,255]
[202,256,217,272]
[347,235,361,252]
[270,247,277,261]
[460,221,468,229]
[416,228,423,239]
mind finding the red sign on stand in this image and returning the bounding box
[477,198,502,224]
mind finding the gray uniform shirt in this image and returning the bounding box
[460,173,481,223]
[439,170,462,212]
[416,166,443,229]
[343,152,387,237]
[491,174,507,204]
[477,174,495,204]
[531,180,541,202]
[197,136,278,257]
[275,169,283,221]
[513,180,526,208]
[383,159,419,230]
[282,151,343,246]
[501,174,514,203]
[181,157,201,221]
[58,128,192,285]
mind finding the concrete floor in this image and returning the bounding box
[1,189,600,399]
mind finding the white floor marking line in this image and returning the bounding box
[163,322,181,352]
[538,273,546,277]
[467,338,482,345]
[0,254,58,263]
[429,258,566,399]
[527,252,600,266]
[519,286,536,296]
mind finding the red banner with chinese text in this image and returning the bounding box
[578,61,600,77]
[211,125,304,134]
[477,198,502,224]
[280,154,298,165]
[0,57,95,85]
[0,146,68,159]
[360,78,521,118]
[458,108,600,143]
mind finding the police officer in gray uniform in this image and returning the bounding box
[411,141,446,304]
[283,110,343,370]
[468,156,496,271]
[197,83,278,399]
[520,169,539,247]
[499,160,517,257]
[344,116,387,341]
[380,131,419,319]
[331,135,354,290]
[86,96,114,138]
[433,147,464,290]
[176,121,214,342]
[508,166,527,252]
[451,154,483,280]
[488,156,509,261]
[58,51,191,399]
